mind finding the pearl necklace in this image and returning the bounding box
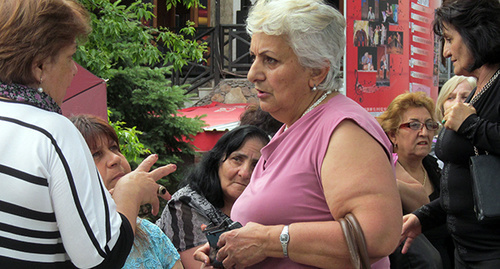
[302,90,333,117]
[283,90,332,131]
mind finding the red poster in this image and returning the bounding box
[345,0,439,115]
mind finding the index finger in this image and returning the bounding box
[134,154,159,173]
[150,164,177,181]
[401,237,414,254]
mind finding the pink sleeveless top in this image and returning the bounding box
[231,94,393,268]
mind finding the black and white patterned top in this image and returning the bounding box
[156,185,228,252]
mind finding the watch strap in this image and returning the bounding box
[280,225,290,257]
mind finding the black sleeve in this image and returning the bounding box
[458,105,500,156]
[91,213,134,269]
[413,199,447,232]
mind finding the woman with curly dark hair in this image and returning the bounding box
[401,0,500,267]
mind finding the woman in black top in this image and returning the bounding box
[401,0,500,268]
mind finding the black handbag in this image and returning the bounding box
[470,147,500,222]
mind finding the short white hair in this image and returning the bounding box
[246,0,346,91]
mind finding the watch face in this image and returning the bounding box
[280,234,289,242]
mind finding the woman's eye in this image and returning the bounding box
[265,56,277,64]
[92,151,102,159]
[230,156,244,165]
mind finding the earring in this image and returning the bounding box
[37,77,43,93]
[312,84,317,91]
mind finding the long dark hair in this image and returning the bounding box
[433,0,500,72]
[181,125,269,208]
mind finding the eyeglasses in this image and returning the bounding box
[399,120,439,131]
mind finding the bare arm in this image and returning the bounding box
[290,120,402,266]
[205,120,402,268]
[395,162,430,212]
[179,247,205,269]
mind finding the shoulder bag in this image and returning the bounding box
[470,147,500,222]
[339,213,371,269]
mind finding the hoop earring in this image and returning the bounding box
[37,77,43,93]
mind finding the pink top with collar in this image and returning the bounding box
[231,94,393,268]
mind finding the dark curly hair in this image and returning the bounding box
[433,0,500,72]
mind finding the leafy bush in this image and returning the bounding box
[76,0,208,220]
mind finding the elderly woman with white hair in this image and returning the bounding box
[194,0,402,268]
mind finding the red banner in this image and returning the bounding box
[345,0,439,115]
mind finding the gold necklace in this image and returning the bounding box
[420,165,427,187]
[398,161,427,187]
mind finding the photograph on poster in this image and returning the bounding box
[377,46,390,86]
[362,0,379,21]
[353,20,370,47]
[358,47,378,72]
[380,0,398,25]
[369,22,388,46]
[387,31,403,54]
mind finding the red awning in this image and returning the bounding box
[178,102,248,151]
[61,63,107,120]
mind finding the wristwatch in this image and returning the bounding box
[280,225,290,257]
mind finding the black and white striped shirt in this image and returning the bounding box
[0,99,133,268]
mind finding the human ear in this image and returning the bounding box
[308,64,330,89]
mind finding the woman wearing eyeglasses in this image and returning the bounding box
[378,92,455,269]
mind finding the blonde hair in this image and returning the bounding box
[377,92,437,140]
[435,76,476,123]
[246,0,345,90]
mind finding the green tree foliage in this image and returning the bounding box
[75,0,208,203]
[108,110,151,162]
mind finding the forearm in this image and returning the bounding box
[397,180,430,213]
[413,198,446,231]
[286,222,352,268]
[113,196,140,234]
[262,218,399,268]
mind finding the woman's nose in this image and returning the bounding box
[442,43,451,58]
[238,162,253,180]
[247,60,264,83]
[107,152,121,167]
